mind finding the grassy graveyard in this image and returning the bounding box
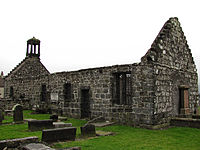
[0,110,87,140]
[1,110,200,150]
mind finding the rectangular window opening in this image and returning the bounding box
[9,86,14,99]
[113,72,132,105]
[63,83,72,101]
[40,84,47,101]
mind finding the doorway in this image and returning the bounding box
[179,86,189,114]
[81,89,90,118]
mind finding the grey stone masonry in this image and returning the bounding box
[3,18,199,128]
[142,17,199,125]
[12,104,23,123]
[4,56,50,109]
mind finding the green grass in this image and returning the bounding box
[1,111,200,149]
[0,123,41,140]
[0,110,51,140]
[23,110,51,120]
[53,125,200,150]
[0,110,86,140]
[2,110,51,124]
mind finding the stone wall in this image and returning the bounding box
[3,17,199,127]
[48,64,155,125]
[141,17,199,124]
[0,74,4,99]
[0,87,4,99]
[4,57,50,109]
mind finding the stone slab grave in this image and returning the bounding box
[80,124,96,137]
[0,108,4,124]
[53,122,72,128]
[22,143,55,150]
[87,116,115,127]
[24,118,37,122]
[170,117,200,129]
[58,116,68,121]
[91,121,115,127]
[0,136,38,150]
[42,127,77,143]
[96,130,115,136]
[28,119,54,131]
[12,104,23,123]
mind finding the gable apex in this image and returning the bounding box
[142,17,196,72]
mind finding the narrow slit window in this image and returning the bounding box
[40,84,47,101]
[9,86,14,99]
[63,83,72,101]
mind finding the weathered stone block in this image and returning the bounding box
[80,124,96,137]
[53,122,72,128]
[28,119,54,131]
[42,127,76,142]
[22,143,55,150]
[0,136,38,149]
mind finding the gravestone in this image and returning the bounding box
[80,124,96,137]
[12,104,23,123]
[0,108,4,124]
[42,127,77,142]
[50,114,58,122]
[28,120,54,131]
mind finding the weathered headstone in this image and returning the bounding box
[42,127,77,142]
[50,114,58,122]
[80,124,96,137]
[28,120,54,131]
[12,104,23,123]
[0,108,4,124]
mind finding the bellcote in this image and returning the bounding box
[26,37,40,58]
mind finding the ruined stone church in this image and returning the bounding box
[3,17,199,127]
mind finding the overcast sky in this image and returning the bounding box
[0,0,199,87]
